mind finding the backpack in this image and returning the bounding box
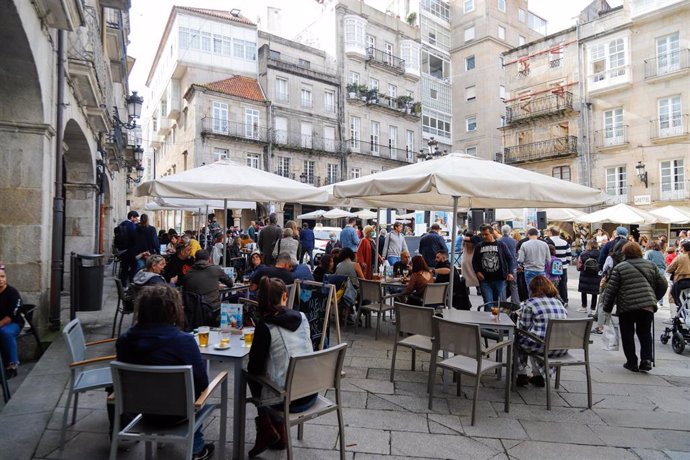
[583,257,599,276]
[609,238,627,266]
[550,258,563,276]
[114,221,130,251]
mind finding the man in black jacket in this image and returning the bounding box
[258,213,282,266]
[181,250,233,312]
[472,224,514,305]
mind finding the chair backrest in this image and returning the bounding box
[545,318,593,351]
[477,302,498,312]
[359,279,381,304]
[285,343,348,402]
[395,302,434,337]
[432,317,482,361]
[63,318,87,363]
[181,290,213,331]
[114,278,126,301]
[110,361,194,420]
[286,284,296,310]
[423,283,448,307]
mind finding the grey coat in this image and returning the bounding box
[600,258,667,315]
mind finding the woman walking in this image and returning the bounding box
[356,225,380,280]
[577,239,601,314]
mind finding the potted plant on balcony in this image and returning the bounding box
[397,95,413,112]
[366,89,379,104]
[411,102,422,116]
[346,83,358,99]
[358,84,369,101]
[406,12,417,26]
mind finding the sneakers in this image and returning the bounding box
[623,362,639,373]
[577,307,588,313]
[5,365,18,379]
[639,360,652,372]
[516,374,529,387]
[193,443,215,460]
[528,375,545,387]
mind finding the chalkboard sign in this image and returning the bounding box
[294,280,340,351]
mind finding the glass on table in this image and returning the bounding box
[243,327,255,347]
[198,326,210,347]
[219,328,231,347]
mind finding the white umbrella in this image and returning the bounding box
[396,212,418,219]
[323,208,356,219]
[495,209,523,221]
[356,209,378,219]
[135,160,328,203]
[332,153,607,306]
[649,205,690,224]
[575,203,670,225]
[297,209,327,219]
[151,197,255,210]
[543,208,586,221]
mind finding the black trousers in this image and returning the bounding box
[618,310,654,365]
[581,292,597,310]
[558,267,569,303]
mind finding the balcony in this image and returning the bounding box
[265,51,338,85]
[595,126,629,150]
[100,0,131,10]
[366,47,405,75]
[605,193,629,205]
[33,0,83,31]
[656,187,689,202]
[505,92,574,125]
[589,66,631,94]
[503,136,578,165]
[157,117,171,135]
[104,8,127,84]
[365,92,421,120]
[273,130,344,155]
[361,142,415,163]
[650,114,689,142]
[644,50,690,81]
[201,118,270,143]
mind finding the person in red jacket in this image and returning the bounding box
[356,225,381,280]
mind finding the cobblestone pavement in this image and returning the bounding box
[2,267,690,459]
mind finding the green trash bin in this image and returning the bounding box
[71,253,105,314]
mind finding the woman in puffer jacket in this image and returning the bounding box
[601,242,667,373]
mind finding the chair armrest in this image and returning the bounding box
[195,371,228,409]
[483,339,513,356]
[381,292,405,301]
[85,338,118,347]
[516,329,544,345]
[242,370,285,396]
[69,354,116,368]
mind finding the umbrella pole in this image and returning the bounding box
[374,208,381,274]
[223,199,228,267]
[448,197,458,309]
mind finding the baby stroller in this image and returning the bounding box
[660,288,690,354]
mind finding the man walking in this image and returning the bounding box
[257,213,282,266]
[299,223,315,269]
[382,222,409,266]
[549,227,572,308]
[419,224,447,268]
[115,210,139,286]
[472,224,513,304]
[598,227,629,269]
[499,225,520,304]
[247,221,258,242]
[518,227,551,295]
[340,217,360,252]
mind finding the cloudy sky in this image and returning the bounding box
[127,0,622,94]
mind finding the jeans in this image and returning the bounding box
[386,256,400,266]
[524,270,545,296]
[193,427,205,454]
[507,269,520,304]
[618,309,654,365]
[0,322,21,365]
[557,267,569,303]
[300,247,314,269]
[479,279,506,304]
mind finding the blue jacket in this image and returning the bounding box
[598,236,626,269]
[299,227,315,250]
[419,232,447,267]
[499,235,518,271]
[340,225,360,252]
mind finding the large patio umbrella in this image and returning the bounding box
[495,209,523,221]
[544,208,587,221]
[649,205,690,224]
[574,203,670,225]
[331,153,607,306]
[150,197,255,210]
[297,209,327,219]
[323,208,356,219]
[356,209,378,219]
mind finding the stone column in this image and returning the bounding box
[271,202,285,227]
[63,182,98,283]
[231,209,243,228]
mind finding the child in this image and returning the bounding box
[544,244,562,288]
[666,245,677,266]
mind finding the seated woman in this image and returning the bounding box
[313,254,334,283]
[516,275,568,387]
[402,255,434,305]
[115,285,214,460]
[132,254,176,287]
[0,264,24,378]
[334,248,364,288]
[244,251,264,281]
[247,277,315,457]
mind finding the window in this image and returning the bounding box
[423,109,451,139]
[498,0,506,12]
[466,146,477,156]
[324,90,335,112]
[658,95,682,137]
[518,8,526,22]
[300,122,312,148]
[421,17,450,51]
[274,117,287,144]
[498,26,506,40]
[350,168,361,179]
[213,147,228,161]
[656,32,680,75]
[406,130,415,159]
[349,72,360,84]
[212,101,228,134]
[213,36,223,54]
[275,78,288,101]
[430,88,438,99]
[422,50,450,79]
[366,34,375,51]
[590,37,628,85]
[466,116,477,132]
[303,160,315,184]
[350,116,361,151]
[384,42,394,65]
[465,86,476,101]
[269,49,281,60]
[421,0,450,21]
[201,32,211,52]
[606,166,627,196]
[552,166,571,181]
[389,125,398,153]
[160,100,167,118]
[428,30,436,45]
[369,78,379,90]
[519,35,526,46]
[499,85,506,100]
[324,126,336,152]
[660,159,685,200]
[233,39,256,60]
[301,87,312,108]
[500,115,506,127]
[277,156,291,178]
[388,84,397,99]
[245,108,260,139]
[370,121,380,153]
[344,15,366,54]
[603,108,625,146]
[246,153,261,169]
[327,164,339,184]
[465,55,475,71]
[464,26,475,42]
[464,0,474,13]
[298,58,310,69]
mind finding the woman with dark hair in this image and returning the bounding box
[116,285,214,459]
[134,213,160,256]
[516,275,569,388]
[313,254,334,283]
[334,247,364,288]
[244,251,264,281]
[601,242,667,373]
[399,255,433,306]
[0,264,24,378]
[577,239,601,315]
[247,277,315,457]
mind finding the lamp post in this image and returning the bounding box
[635,161,648,188]
[418,137,447,161]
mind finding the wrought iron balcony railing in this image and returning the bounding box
[505,92,573,124]
[273,130,343,154]
[366,46,405,74]
[201,118,270,143]
[504,135,578,165]
[650,114,689,140]
[595,125,629,149]
[644,49,690,79]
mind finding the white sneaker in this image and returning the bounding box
[577,307,588,313]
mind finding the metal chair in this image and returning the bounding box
[517,318,593,410]
[357,279,398,340]
[244,343,348,460]
[60,318,116,449]
[390,303,434,385]
[17,303,43,358]
[428,318,512,425]
[0,354,10,403]
[109,361,228,460]
[421,282,449,308]
[112,278,136,337]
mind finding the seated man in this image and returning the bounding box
[116,285,214,460]
[392,250,412,277]
[292,261,314,282]
[164,243,194,284]
[182,250,233,312]
[249,252,296,291]
[432,250,452,284]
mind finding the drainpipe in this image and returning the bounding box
[576,20,592,188]
[49,30,66,330]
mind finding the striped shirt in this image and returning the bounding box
[549,235,572,266]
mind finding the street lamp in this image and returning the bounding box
[113,91,144,130]
[134,145,144,163]
[418,137,447,161]
[635,161,648,188]
[299,171,308,183]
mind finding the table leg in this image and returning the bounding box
[442,350,449,394]
[232,360,246,460]
[511,328,518,393]
[504,327,513,413]
[219,378,227,460]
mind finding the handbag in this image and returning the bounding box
[601,322,619,351]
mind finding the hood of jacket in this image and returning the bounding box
[264,308,303,332]
[132,270,164,286]
[117,324,181,356]
[191,260,212,271]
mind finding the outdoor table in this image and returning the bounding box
[197,330,250,460]
[219,283,250,301]
[438,309,515,413]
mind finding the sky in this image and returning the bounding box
[127,0,623,96]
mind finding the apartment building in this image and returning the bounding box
[581,0,690,208]
[450,0,546,159]
[501,27,581,183]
